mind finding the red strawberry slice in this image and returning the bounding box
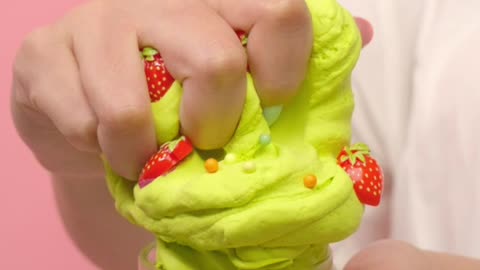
[141,31,249,103]
[235,30,248,46]
[170,137,194,161]
[142,47,175,102]
[235,30,250,71]
[138,136,194,188]
[337,143,384,206]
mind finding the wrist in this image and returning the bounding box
[51,174,151,270]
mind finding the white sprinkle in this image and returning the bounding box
[224,154,237,164]
[243,162,256,173]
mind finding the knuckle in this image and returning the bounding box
[99,104,151,133]
[13,27,52,83]
[262,0,309,24]
[195,46,246,81]
[63,118,99,151]
[19,27,52,57]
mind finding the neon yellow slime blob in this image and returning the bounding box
[104,0,364,269]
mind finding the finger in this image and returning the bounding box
[72,5,156,180]
[13,25,99,153]
[206,0,313,106]
[354,17,374,47]
[137,0,247,149]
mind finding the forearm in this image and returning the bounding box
[52,174,153,270]
[423,250,480,270]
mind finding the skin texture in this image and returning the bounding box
[10,0,372,269]
[345,239,480,270]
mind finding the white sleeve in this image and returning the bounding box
[332,0,480,267]
[391,0,480,258]
[331,0,424,266]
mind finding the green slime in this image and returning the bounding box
[104,0,364,269]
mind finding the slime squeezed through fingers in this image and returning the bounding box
[104,0,381,269]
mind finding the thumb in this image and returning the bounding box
[343,239,423,270]
[354,17,374,47]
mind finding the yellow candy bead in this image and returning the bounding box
[304,175,317,189]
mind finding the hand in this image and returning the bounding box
[344,239,432,270]
[10,0,372,268]
[12,0,314,181]
[11,0,372,181]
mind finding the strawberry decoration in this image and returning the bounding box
[137,30,250,187]
[235,30,250,71]
[138,136,194,188]
[142,47,175,102]
[337,143,384,206]
[141,30,249,103]
[235,30,248,46]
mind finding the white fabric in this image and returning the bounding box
[332,0,480,268]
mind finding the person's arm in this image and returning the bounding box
[52,175,153,270]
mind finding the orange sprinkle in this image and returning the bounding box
[304,175,317,189]
[205,158,219,173]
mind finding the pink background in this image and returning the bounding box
[0,0,97,269]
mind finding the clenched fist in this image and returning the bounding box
[10,0,372,268]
